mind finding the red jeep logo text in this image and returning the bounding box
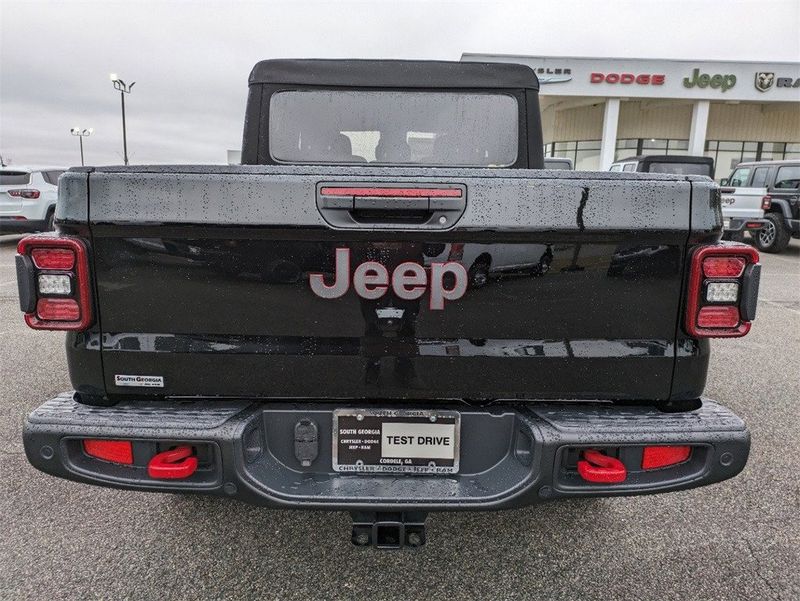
[309,248,467,310]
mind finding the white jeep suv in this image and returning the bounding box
[0,167,65,233]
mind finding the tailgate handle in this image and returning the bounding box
[353,196,430,211]
[317,183,466,230]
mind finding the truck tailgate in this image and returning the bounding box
[77,166,708,402]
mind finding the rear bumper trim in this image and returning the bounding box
[24,392,750,511]
[725,217,766,232]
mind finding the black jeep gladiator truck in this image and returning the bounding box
[17,60,762,548]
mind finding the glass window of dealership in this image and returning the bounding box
[545,139,800,176]
[462,54,800,180]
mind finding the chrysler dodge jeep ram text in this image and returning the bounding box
[17,60,761,548]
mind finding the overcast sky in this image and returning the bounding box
[1,0,798,167]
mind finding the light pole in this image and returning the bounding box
[110,73,135,165]
[70,127,93,166]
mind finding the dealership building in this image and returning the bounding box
[463,54,800,179]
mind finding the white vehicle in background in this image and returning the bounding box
[425,242,553,288]
[719,163,770,241]
[0,167,65,233]
[722,160,800,253]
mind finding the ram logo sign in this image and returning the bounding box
[754,72,775,92]
[309,248,467,310]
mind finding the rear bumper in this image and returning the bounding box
[24,393,750,511]
[724,217,766,233]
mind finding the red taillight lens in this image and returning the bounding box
[761,195,772,210]
[31,248,76,270]
[702,256,745,278]
[641,445,691,470]
[7,189,41,199]
[697,306,740,328]
[36,298,80,321]
[83,440,134,464]
[17,235,93,331]
[685,244,759,338]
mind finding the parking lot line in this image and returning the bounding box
[760,299,800,315]
[765,254,800,265]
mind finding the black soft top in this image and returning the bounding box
[248,59,539,90]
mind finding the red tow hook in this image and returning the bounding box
[147,445,198,480]
[577,449,627,484]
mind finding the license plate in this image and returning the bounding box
[724,219,731,228]
[333,409,460,474]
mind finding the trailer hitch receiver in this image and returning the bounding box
[350,512,427,549]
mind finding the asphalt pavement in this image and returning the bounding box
[0,233,798,601]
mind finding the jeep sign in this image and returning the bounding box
[683,68,736,92]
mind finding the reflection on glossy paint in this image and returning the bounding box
[102,332,673,359]
[91,234,688,399]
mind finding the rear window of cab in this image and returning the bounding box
[268,90,519,168]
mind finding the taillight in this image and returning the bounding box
[36,298,81,321]
[31,248,76,270]
[702,256,745,278]
[685,243,760,338]
[16,235,93,331]
[761,195,772,210]
[7,188,41,199]
[448,243,465,261]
